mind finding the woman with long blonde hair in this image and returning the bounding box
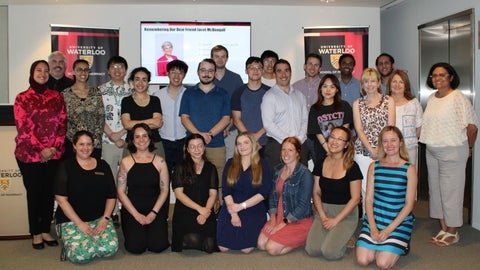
[217,132,272,253]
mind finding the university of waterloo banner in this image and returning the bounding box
[304,27,368,79]
[51,25,120,86]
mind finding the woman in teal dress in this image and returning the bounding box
[356,126,417,270]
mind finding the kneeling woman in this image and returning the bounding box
[55,130,118,264]
[117,123,170,254]
[356,126,417,270]
[305,127,362,260]
[217,132,272,253]
[257,137,314,256]
[171,134,219,253]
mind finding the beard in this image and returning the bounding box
[200,76,214,85]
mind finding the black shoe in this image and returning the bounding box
[44,239,59,247]
[32,241,45,250]
[112,215,120,228]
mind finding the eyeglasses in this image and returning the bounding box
[430,73,449,79]
[169,70,185,75]
[329,135,348,142]
[199,69,215,74]
[75,68,90,73]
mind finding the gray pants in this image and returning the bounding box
[426,142,468,227]
[305,204,358,260]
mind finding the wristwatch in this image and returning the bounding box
[283,218,288,224]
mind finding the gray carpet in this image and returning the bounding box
[1,201,479,270]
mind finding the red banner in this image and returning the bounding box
[51,25,119,86]
[304,27,368,79]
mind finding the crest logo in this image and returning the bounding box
[330,54,341,69]
[0,179,10,192]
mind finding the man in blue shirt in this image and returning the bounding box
[180,58,231,186]
[338,53,361,106]
[231,56,270,156]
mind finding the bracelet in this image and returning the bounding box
[151,209,158,215]
[241,202,247,210]
[104,216,110,220]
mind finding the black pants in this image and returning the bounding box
[16,158,60,235]
[121,208,170,254]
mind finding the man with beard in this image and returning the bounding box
[261,59,309,169]
[375,53,395,94]
[180,58,230,188]
[47,51,74,92]
[338,53,361,106]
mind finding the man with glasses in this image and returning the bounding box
[260,50,279,87]
[338,53,361,106]
[99,56,131,227]
[47,51,74,92]
[231,56,270,156]
[180,58,231,192]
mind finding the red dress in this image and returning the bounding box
[261,176,313,248]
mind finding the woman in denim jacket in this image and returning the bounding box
[258,137,314,255]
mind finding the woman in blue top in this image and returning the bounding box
[356,126,417,270]
[217,132,272,253]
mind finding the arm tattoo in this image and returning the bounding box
[117,165,128,190]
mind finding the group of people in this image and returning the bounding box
[13,45,477,269]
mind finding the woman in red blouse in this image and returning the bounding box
[14,60,67,249]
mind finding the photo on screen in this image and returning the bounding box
[141,21,251,85]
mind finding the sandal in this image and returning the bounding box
[435,232,459,247]
[429,230,446,243]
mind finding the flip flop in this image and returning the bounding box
[429,230,446,243]
[435,232,459,247]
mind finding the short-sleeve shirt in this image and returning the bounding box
[313,160,363,204]
[63,86,105,149]
[231,83,270,145]
[307,101,353,158]
[54,158,117,224]
[420,90,478,147]
[121,95,162,142]
[179,84,231,148]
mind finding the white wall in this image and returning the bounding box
[381,0,480,230]
[7,4,381,102]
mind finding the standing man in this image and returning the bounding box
[338,53,361,106]
[260,50,279,87]
[231,56,270,155]
[293,53,323,111]
[152,59,189,179]
[180,58,231,184]
[376,53,395,94]
[99,56,131,227]
[47,51,74,92]
[261,59,309,169]
[293,53,322,164]
[210,45,244,160]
